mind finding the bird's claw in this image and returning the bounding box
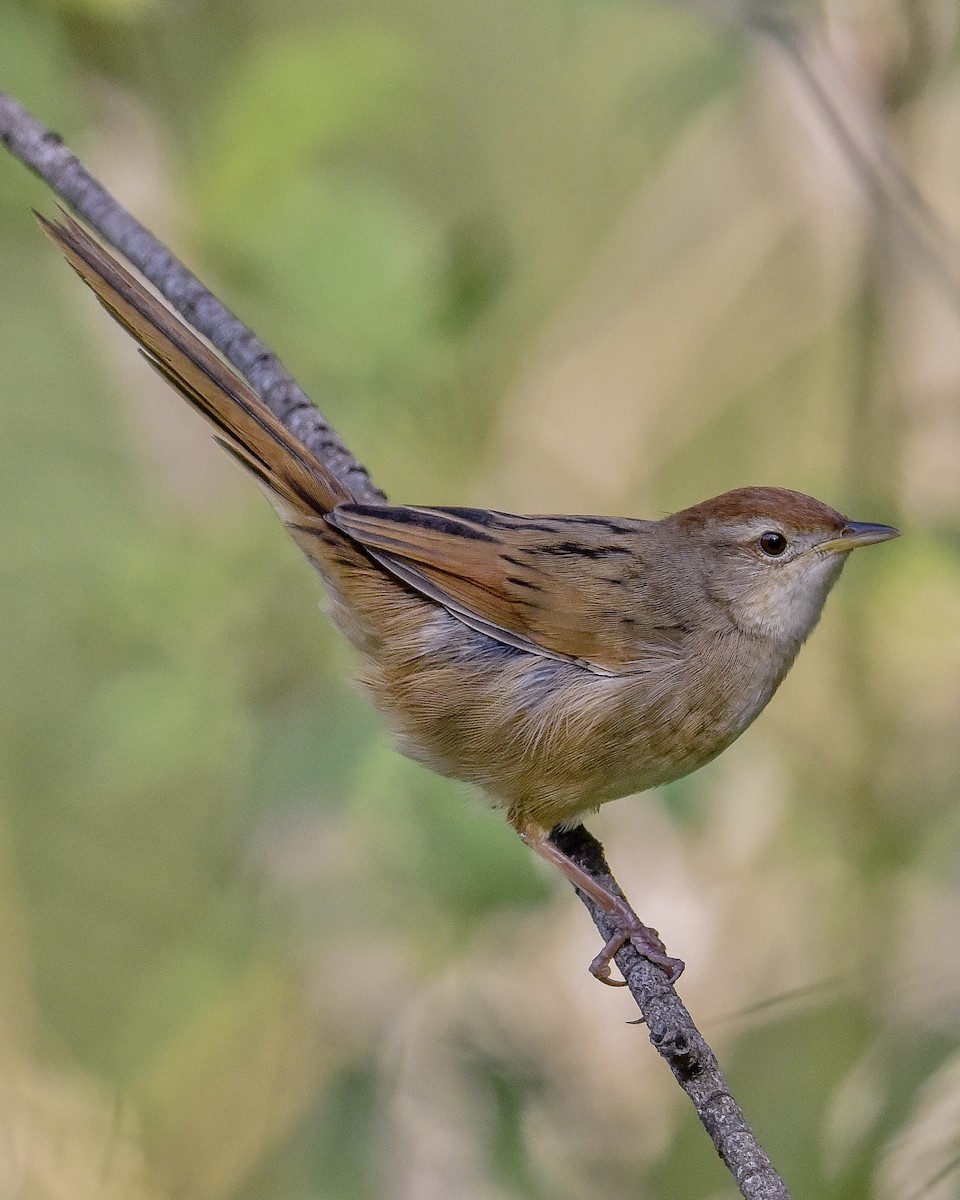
[589,925,685,986]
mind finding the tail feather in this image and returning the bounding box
[37,211,353,518]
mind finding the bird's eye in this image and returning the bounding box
[759,531,788,557]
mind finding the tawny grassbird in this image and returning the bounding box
[40,213,899,985]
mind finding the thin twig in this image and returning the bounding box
[755,11,960,314]
[553,826,790,1200]
[0,90,791,1200]
[664,2,960,313]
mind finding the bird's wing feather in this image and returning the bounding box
[328,504,680,675]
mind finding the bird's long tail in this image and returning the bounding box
[37,212,354,522]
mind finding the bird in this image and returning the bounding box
[38,212,899,986]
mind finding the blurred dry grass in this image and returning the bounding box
[1,1,959,1198]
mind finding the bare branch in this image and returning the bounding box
[1,90,790,1200]
[552,826,791,1200]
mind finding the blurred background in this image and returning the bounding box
[1,1,958,1197]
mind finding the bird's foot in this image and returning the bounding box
[588,918,685,987]
[513,818,684,987]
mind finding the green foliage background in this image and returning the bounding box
[1,1,958,1197]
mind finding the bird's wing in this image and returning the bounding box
[328,504,681,675]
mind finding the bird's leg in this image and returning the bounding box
[511,817,684,986]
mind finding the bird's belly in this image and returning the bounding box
[358,609,770,831]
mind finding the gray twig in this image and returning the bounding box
[552,826,790,1200]
[0,89,790,1200]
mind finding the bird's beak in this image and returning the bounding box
[817,520,900,555]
